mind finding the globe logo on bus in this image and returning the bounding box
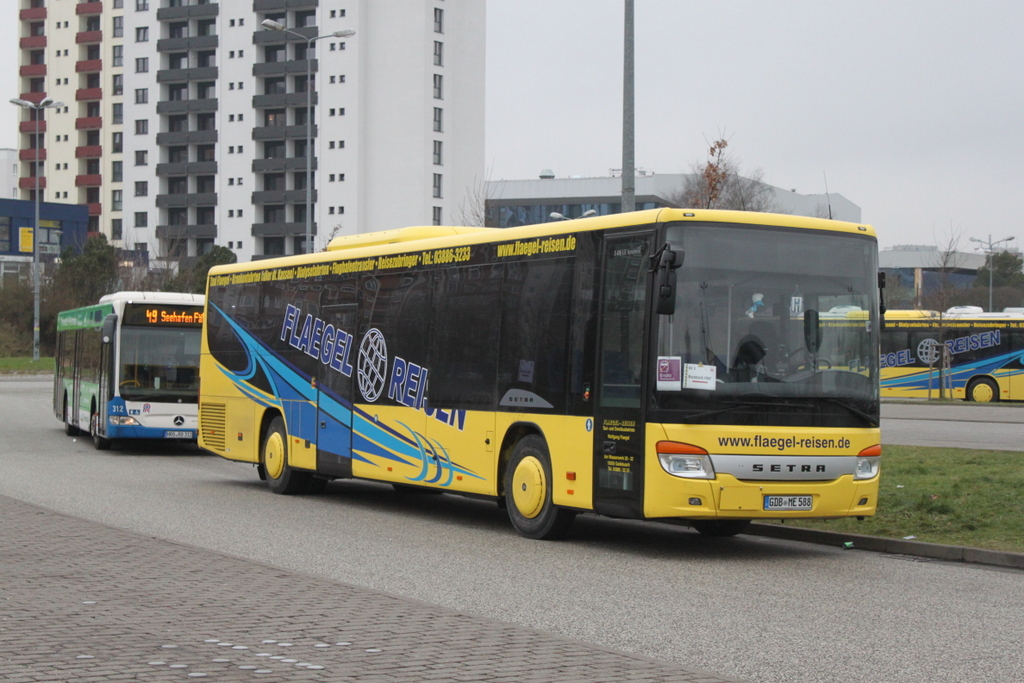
[917,338,942,365]
[358,328,388,403]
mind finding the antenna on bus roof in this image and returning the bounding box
[823,172,833,219]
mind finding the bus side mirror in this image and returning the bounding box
[803,309,821,354]
[655,248,683,315]
[878,271,887,328]
[101,314,117,344]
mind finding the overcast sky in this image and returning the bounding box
[4,1,1021,251]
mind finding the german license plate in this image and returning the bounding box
[165,430,193,439]
[764,495,812,511]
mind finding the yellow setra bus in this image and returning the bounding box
[198,208,882,539]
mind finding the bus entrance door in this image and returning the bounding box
[592,232,654,519]
[316,304,357,478]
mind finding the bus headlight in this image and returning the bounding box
[109,415,141,426]
[854,456,879,480]
[656,441,715,479]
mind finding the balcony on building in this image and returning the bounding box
[19,120,46,134]
[75,116,103,130]
[19,64,47,77]
[156,99,218,114]
[155,130,217,146]
[76,30,102,44]
[20,36,47,49]
[19,177,46,190]
[75,59,103,73]
[156,225,218,240]
[252,157,317,173]
[253,25,318,45]
[251,189,317,205]
[251,92,318,109]
[253,60,317,77]
[156,66,218,82]
[76,88,103,101]
[156,35,218,53]
[19,148,47,161]
[253,0,320,10]
[156,193,217,208]
[76,1,104,15]
[155,161,218,176]
[18,91,48,104]
[252,124,314,141]
[75,145,103,158]
[75,174,102,187]
[88,203,102,216]
[20,7,48,20]
[157,2,218,21]
[251,222,316,237]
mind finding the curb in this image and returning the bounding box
[747,522,1024,570]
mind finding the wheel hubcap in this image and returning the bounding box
[511,455,546,519]
[265,432,285,479]
[973,383,994,402]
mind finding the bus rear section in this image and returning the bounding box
[55,292,205,449]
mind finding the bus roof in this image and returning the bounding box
[98,291,205,305]
[208,208,876,280]
[885,308,1024,320]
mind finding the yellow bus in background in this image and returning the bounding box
[881,307,1024,402]
[199,209,882,539]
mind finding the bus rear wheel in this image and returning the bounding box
[504,435,575,540]
[967,378,999,403]
[262,416,313,495]
[691,520,750,537]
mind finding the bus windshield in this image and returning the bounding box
[118,326,201,403]
[654,222,879,427]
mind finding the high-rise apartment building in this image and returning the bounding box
[16,0,485,265]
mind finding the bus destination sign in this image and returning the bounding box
[123,304,205,327]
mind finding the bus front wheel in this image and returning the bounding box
[967,378,999,403]
[262,416,312,495]
[504,435,575,540]
[90,411,110,450]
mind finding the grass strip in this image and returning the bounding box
[0,357,56,374]
[790,445,1024,553]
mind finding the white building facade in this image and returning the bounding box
[17,0,485,265]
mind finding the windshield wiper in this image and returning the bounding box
[820,397,878,427]
[681,399,796,422]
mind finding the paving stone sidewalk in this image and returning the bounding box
[0,495,745,683]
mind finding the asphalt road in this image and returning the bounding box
[882,401,1024,450]
[3,377,1023,683]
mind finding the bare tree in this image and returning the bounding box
[670,136,780,213]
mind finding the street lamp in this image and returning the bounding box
[969,234,1015,312]
[10,96,64,362]
[261,19,355,254]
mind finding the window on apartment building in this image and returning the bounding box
[86,130,101,148]
[197,113,215,131]
[197,82,215,99]
[296,10,316,27]
[113,17,124,37]
[293,204,307,224]
[168,83,189,101]
[134,212,147,228]
[110,46,122,67]
[264,45,285,63]
[196,206,215,224]
[196,176,215,193]
[135,150,148,166]
[197,145,215,161]
[294,75,311,93]
[86,17,101,32]
[168,114,188,132]
[294,42,309,60]
[198,20,216,36]
[263,141,285,159]
[432,173,442,198]
[264,173,285,191]
[29,78,45,93]
[87,159,101,176]
[434,8,444,33]
[29,22,44,37]
[293,172,307,190]
[168,177,188,194]
[169,22,188,39]
[433,141,443,165]
[263,237,285,256]
[111,190,123,212]
[197,51,216,68]
[264,77,286,95]
[167,208,188,225]
[136,27,149,42]
[86,72,101,88]
[112,103,123,125]
[433,107,443,132]
[432,207,442,226]
[135,88,148,104]
[433,74,443,99]
[169,52,188,69]
[136,0,149,10]
[263,205,285,224]
[264,109,286,127]
[112,132,123,152]
[29,50,44,65]
[197,238,215,255]
[87,44,101,60]
[135,120,148,134]
[112,161,123,182]
[111,219,123,240]
[134,181,148,197]
[294,107,309,126]
[168,146,188,163]
[434,41,443,66]
[293,139,307,158]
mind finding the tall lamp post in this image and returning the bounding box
[620,0,635,213]
[969,234,1015,312]
[261,19,354,254]
[10,96,64,362]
